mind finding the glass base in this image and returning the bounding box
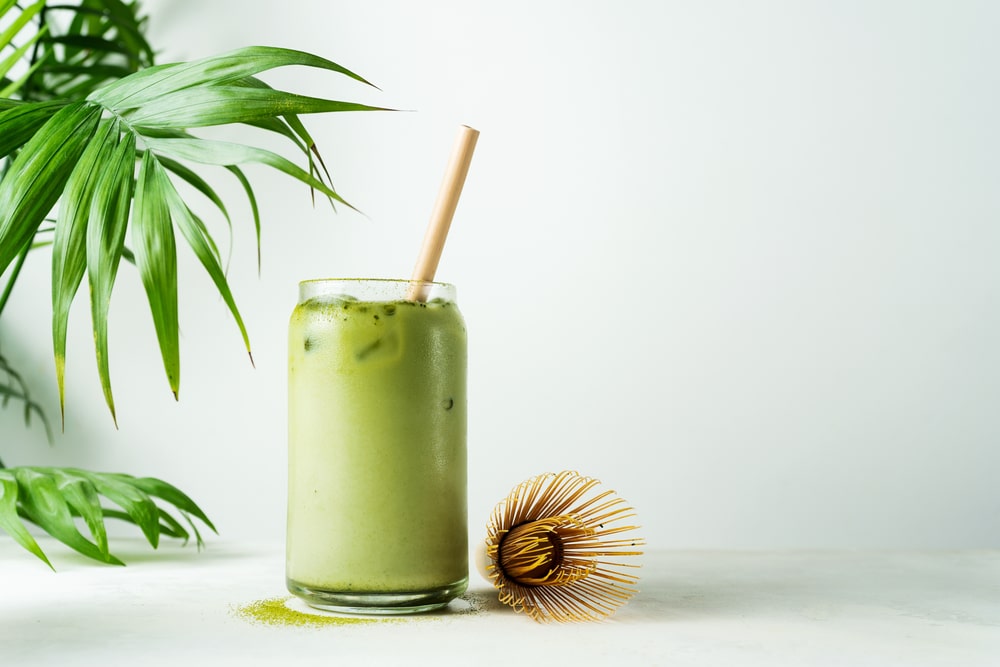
[286,577,469,615]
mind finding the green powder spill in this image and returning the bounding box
[234,597,385,628]
[233,594,488,628]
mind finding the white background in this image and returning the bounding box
[2,0,998,550]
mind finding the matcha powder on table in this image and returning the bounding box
[232,594,487,628]
[233,597,385,628]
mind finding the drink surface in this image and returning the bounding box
[286,293,468,592]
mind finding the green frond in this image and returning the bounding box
[0,23,48,95]
[0,466,215,567]
[127,85,388,128]
[0,471,52,569]
[225,165,262,271]
[52,117,120,424]
[133,150,179,399]
[0,34,382,423]
[0,101,101,277]
[0,100,67,158]
[142,136,354,210]
[12,467,124,564]
[158,162,253,363]
[0,0,45,54]
[84,121,136,425]
[89,45,376,109]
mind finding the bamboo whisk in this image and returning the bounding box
[479,471,645,622]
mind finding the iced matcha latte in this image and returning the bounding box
[286,279,468,613]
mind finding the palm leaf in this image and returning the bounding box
[42,34,131,55]
[132,150,179,399]
[0,467,215,567]
[52,117,119,421]
[50,467,108,554]
[157,154,234,270]
[84,122,136,424]
[1,43,380,414]
[0,471,52,569]
[12,467,123,564]
[142,136,354,209]
[0,0,45,52]
[89,45,375,109]
[156,155,231,230]
[42,0,153,66]
[76,468,160,547]
[153,507,191,541]
[0,100,66,157]
[159,163,253,362]
[2,34,384,415]
[127,85,387,128]
[72,0,154,66]
[122,473,216,533]
[40,62,135,80]
[0,100,101,278]
[102,507,190,542]
[0,23,48,92]
[226,165,262,271]
[0,55,48,98]
[21,1,153,101]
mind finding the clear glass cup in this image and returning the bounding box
[286,278,468,614]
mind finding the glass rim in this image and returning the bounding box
[298,277,455,288]
[297,278,457,304]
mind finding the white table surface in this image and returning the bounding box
[1,538,997,666]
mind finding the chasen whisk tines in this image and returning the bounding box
[479,471,645,622]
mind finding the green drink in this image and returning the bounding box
[286,279,468,613]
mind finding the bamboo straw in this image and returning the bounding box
[407,125,479,301]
